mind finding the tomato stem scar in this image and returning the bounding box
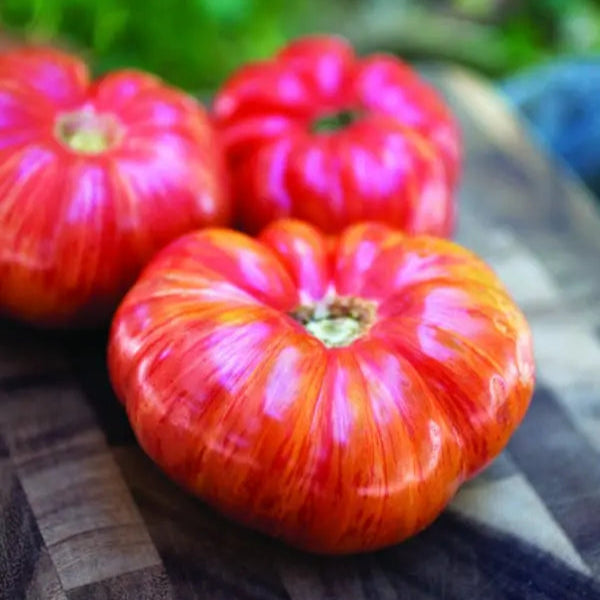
[311,109,363,133]
[290,296,376,347]
[55,108,123,154]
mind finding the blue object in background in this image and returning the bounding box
[502,59,600,198]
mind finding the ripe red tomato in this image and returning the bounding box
[0,46,231,327]
[109,219,534,554]
[213,36,460,236]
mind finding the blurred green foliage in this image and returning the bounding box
[448,0,600,70]
[1,0,599,91]
[0,0,315,91]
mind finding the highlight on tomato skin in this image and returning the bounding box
[213,35,461,237]
[0,46,231,327]
[108,218,534,554]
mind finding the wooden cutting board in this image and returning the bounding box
[1,66,600,600]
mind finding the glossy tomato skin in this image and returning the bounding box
[0,46,231,327]
[108,220,534,554]
[213,36,461,236]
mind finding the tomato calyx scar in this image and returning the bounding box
[54,107,124,155]
[290,296,376,347]
[311,108,363,133]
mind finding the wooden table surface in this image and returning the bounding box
[1,66,600,600]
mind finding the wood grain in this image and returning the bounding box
[0,383,166,593]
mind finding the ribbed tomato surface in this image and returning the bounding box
[0,46,230,326]
[213,36,461,235]
[109,219,534,553]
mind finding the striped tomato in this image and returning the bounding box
[213,36,460,236]
[108,219,534,554]
[0,47,231,327]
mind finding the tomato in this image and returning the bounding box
[0,46,231,327]
[108,219,534,554]
[213,35,460,236]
